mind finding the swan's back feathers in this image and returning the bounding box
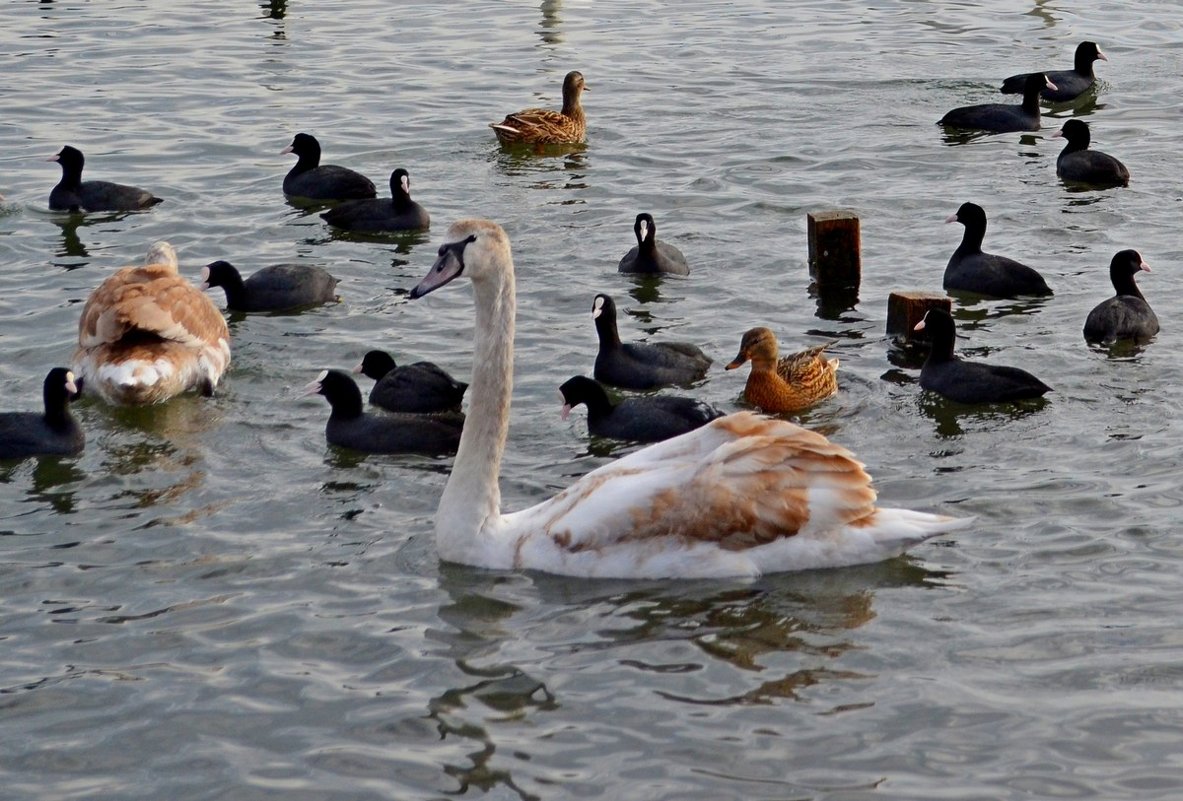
[504,412,954,575]
[78,263,228,350]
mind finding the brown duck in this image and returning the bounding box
[725,327,838,414]
[490,70,587,145]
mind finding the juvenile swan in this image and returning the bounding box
[408,219,970,579]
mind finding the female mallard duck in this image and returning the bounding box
[490,70,587,145]
[407,219,970,579]
[725,327,838,414]
[73,241,231,404]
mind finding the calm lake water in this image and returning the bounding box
[3,1,1183,798]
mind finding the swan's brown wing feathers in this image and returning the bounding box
[78,264,228,349]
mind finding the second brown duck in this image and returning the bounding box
[725,327,838,414]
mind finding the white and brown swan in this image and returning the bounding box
[410,220,971,579]
[73,241,231,405]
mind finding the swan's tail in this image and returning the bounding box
[866,508,975,552]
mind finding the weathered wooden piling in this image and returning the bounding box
[807,211,861,296]
[886,291,952,342]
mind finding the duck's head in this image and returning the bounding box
[726,327,779,370]
[410,219,511,298]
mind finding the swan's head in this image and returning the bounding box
[145,240,178,270]
[410,219,510,299]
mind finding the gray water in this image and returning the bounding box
[3,1,1183,798]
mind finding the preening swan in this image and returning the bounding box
[410,220,971,579]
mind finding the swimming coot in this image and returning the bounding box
[0,368,84,460]
[591,294,711,390]
[1000,41,1107,103]
[201,260,339,312]
[558,375,723,443]
[354,350,467,414]
[282,133,376,201]
[914,308,1051,403]
[939,73,1055,133]
[1083,249,1158,345]
[944,202,1052,298]
[1052,119,1129,188]
[320,168,430,232]
[304,369,462,455]
[48,145,162,212]
[617,213,689,276]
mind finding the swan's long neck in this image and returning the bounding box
[435,262,516,550]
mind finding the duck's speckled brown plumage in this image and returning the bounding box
[490,71,587,145]
[725,327,838,414]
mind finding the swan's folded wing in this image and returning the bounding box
[510,411,877,552]
[79,265,229,349]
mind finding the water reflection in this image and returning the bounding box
[425,559,947,794]
[260,0,285,20]
[916,390,1049,439]
[537,0,562,47]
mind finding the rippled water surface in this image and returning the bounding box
[3,1,1183,798]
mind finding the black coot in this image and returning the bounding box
[558,375,723,442]
[1000,41,1107,102]
[48,145,162,212]
[617,213,689,276]
[591,294,711,390]
[354,350,467,414]
[1083,249,1158,344]
[320,168,431,232]
[914,309,1051,403]
[1053,119,1130,187]
[0,368,84,459]
[202,260,339,312]
[282,133,376,201]
[304,369,462,455]
[939,73,1054,133]
[944,202,1052,298]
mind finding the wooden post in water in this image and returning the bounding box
[807,211,861,298]
[886,291,951,343]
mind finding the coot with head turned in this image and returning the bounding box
[558,375,723,443]
[944,202,1052,298]
[354,350,467,414]
[591,294,711,390]
[914,309,1051,403]
[1052,119,1129,188]
[1000,41,1107,102]
[201,260,339,312]
[939,73,1055,133]
[1083,249,1158,345]
[0,368,84,460]
[48,145,162,213]
[320,168,430,232]
[282,133,376,201]
[304,369,463,455]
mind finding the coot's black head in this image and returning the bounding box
[1076,41,1107,70]
[634,212,656,244]
[558,375,612,419]
[356,350,397,380]
[51,145,85,175]
[946,202,987,231]
[1024,72,1056,99]
[390,168,411,198]
[591,293,617,321]
[283,132,322,161]
[200,260,241,290]
[1108,249,1150,293]
[913,307,958,357]
[1053,118,1091,148]
[44,367,81,408]
[304,369,364,415]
